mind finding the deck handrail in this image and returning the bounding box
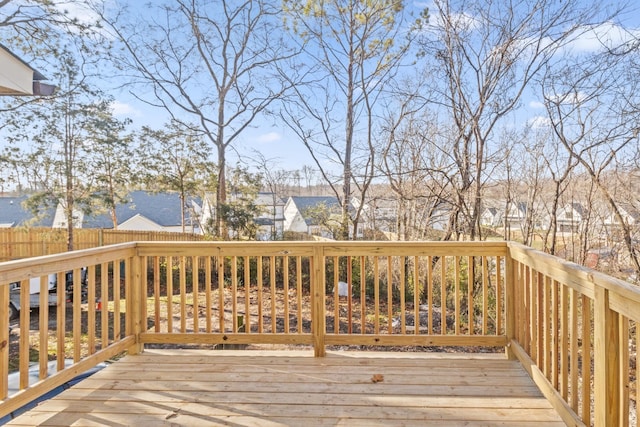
[0,240,638,426]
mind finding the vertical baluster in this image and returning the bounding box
[257,256,263,334]
[441,256,447,335]
[581,294,592,425]
[496,256,502,335]
[482,256,489,335]
[468,256,474,335]
[560,283,569,401]
[414,256,420,336]
[270,256,276,333]
[167,257,174,333]
[193,256,199,333]
[244,256,251,334]
[218,255,225,333]
[297,256,303,334]
[427,256,433,335]
[154,257,161,332]
[284,255,290,333]
[400,256,406,335]
[454,256,460,335]
[374,256,380,335]
[360,256,366,334]
[387,256,393,334]
[180,256,187,333]
[570,289,579,411]
[232,256,238,333]
[88,265,96,354]
[333,256,339,334]
[99,265,107,350]
[205,256,212,333]
[347,256,352,334]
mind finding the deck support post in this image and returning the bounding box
[504,248,516,360]
[128,254,144,355]
[312,245,326,357]
[593,286,620,427]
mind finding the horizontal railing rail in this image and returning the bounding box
[0,240,637,426]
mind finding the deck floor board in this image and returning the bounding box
[5,350,566,426]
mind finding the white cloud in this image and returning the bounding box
[528,116,551,129]
[529,101,545,109]
[567,22,640,53]
[53,1,100,26]
[546,91,588,105]
[110,101,141,117]
[256,132,281,143]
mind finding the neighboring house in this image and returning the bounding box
[480,206,502,228]
[253,192,285,240]
[0,195,54,228]
[0,43,55,96]
[604,202,640,228]
[429,202,452,232]
[283,196,342,238]
[52,204,84,229]
[200,192,285,239]
[504,202,528,229]
[355,196,397,234]
[555,203,584,233]
[82,191,201,233]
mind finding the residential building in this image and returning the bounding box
[283,196,342,238]
[82,191,201,233]
[0,43,55,96]
[555,202,584,233]
[0,195,54,228]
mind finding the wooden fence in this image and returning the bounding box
[0,228,206,261]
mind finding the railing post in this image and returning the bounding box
[0,284,8,400]
[128,253,144,355]
[312,244,326,357]
[593,286,620,427]
[505,247,516,359]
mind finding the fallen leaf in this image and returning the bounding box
[166,409,181,419]
[371,374,384,383]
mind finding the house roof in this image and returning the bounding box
[0,43,54,96]
[570,202,584,216]
[287,196,341,227]
[255,192,286,206]
[0,195,54,227]
[83,191,201,229]
[289,196,340,212]
[618,202,640,220]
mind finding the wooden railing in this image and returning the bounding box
[0,241,638,426]
[507,242,639,427]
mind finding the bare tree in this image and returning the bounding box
[137,121,214,233]
[415,0,601,241]
[282,0,414,240]
[95,0,296,237]
[380,100,452,240]
[541,46,640,278]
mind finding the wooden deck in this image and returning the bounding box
[6,349,566,426]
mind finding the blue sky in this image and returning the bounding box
[39,0,640,173]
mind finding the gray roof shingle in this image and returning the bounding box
[83,191,201,229]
